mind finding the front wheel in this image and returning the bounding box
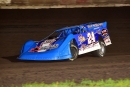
[92,41,106,57]
[69,44,78,61]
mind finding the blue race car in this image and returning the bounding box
[19,22,112,61]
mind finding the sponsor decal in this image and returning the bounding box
[38,44,59,52]
[101,29,108,36]
[79,41,99,51]
[80,44,86,51]
[78,34,86,44]
[103,36,111,46]
[30,46,40,52]
[30,39,58,52]
[42,39,56,44]
[87,23,103,28]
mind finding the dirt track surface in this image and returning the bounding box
[0,7,130,86]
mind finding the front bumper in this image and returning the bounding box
[18,51,71,61]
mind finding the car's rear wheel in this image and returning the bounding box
[69,43,78,61]
[92,41,106,57]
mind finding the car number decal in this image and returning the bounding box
[87,32,95,44]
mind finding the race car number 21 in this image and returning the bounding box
[87,32,95,44]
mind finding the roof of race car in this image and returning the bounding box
[56,25,80,32]
[55,22,106,32]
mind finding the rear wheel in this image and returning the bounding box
[92,41,106,57]
[69,43,78,61]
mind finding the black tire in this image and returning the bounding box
[92,41,106,57]
[69,43,78,61]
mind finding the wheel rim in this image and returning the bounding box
[99,42,105,56]
[71,47,77,58]
[70,47,77,61]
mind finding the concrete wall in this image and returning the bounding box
[0,0,11,4]
[11,0,130,5]
[0,0,130,9]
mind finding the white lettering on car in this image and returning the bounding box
[87,32,95,44]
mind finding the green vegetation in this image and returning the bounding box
[3,78,130,87]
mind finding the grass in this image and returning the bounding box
[3,78,130,87]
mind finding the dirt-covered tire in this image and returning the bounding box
[92,41,106,57]
[69,44,78,61]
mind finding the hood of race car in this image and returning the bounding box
[30,38,65,52]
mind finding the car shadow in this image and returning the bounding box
[2,55,21,62]
[2,53,93,63]
[2,55,70,63]
[78,53,93,58]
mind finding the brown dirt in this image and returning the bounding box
[0,7,130,87]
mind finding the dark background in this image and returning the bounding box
[0,7,130,57]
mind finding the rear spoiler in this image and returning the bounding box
[87,21,107,29]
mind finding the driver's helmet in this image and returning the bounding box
[80,25,87,33]
[81,28,87,33]
[73,28,80,34]
[75,28,80,34]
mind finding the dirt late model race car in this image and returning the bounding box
[19,22,112,61]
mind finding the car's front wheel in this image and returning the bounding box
[69,43,78,61]
[92,41,106,57]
